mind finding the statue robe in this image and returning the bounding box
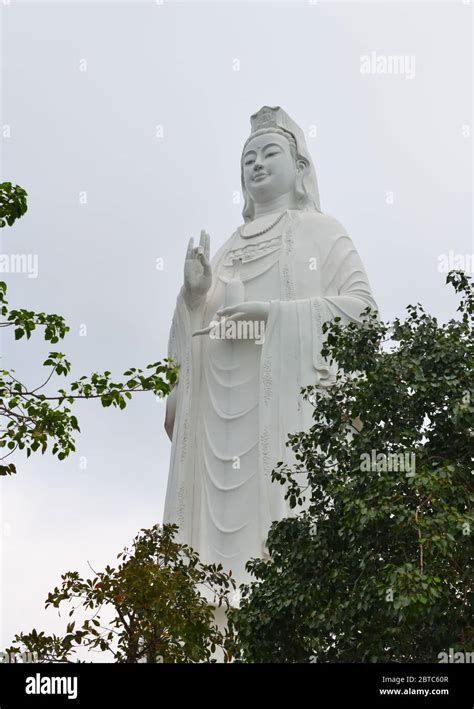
[163,209,377,596]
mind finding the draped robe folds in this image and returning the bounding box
[163,209,377,598]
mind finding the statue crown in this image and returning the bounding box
[252,106,278,131]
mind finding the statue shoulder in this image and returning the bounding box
[292,210,348,239]
[291,210,352,254]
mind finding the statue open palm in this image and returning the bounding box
[183,230,211,307]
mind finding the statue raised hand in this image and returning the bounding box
[183,229,211,309]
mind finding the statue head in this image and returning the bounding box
[241,106,321,222]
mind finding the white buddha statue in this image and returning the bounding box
[163,106,377,598]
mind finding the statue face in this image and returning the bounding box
[242,133,300,204]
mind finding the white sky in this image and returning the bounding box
[0,0,472,657]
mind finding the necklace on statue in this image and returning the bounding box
[239,210,287,239]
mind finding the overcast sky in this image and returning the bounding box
[0,0,471,657]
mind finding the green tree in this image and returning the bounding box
[0,182,27,228]
[0,182,177,475]
[232,271,473,663]
[4,524,236,663]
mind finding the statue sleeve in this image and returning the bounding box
[259,228,377,520]
[309,233,378,376]
[163,288,197,537]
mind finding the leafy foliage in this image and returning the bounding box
[232,271,473,663]
[0,277,177,474]
[4,524,236,663]
[0,182,28,228]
